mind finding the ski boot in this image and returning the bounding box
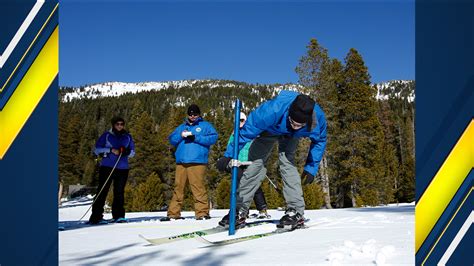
[277,208,304,230]
[257,209,271,219]
[218,210,247,229]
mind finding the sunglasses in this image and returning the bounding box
[115,122,125,126]
[188,113,200,117]
[288,116,306,129]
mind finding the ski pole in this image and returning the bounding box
[78,151,123,222]
[233,160,280,193]
[265,175,282,194]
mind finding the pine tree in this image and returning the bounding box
[295,39,329,93]
[303,183,325,209]
[128,110,160,186]
[182,184,195,211]
[216,177,231,209]
[203,107,226,202]
[335,48,386,207]
[378,101,399,204]
[59,113,83,186]
[261,178,285,209]
[128,172,165,212]
[397,116,415,202]
[295,38,343,208]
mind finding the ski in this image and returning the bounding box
[195,227,298,246]
[139,219,276,246]
[196,220,325,246]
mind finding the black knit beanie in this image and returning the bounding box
[187,104,201,116]
[288,94,315,124]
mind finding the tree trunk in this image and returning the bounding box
[58,181,64,207]
[410,106,415,158]
[320,156,332,208]
[398,123,405,165]
[350,183,357,207]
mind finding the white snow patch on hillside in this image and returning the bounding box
[62,79,414,105]
[376,80,414,102]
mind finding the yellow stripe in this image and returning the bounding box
[0,26,58,159]
[0,3,59,93]
[415,119,474,252]
[422,187,473,265]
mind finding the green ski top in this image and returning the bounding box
[228,134,251,162]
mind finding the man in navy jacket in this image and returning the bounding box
[162,104,218,221]
[217,91,327,229]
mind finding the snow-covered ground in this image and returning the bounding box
[59,197,414,265]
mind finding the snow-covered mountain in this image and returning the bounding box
[60,80,302,102]
[376,80,415,103]
[61,79,415,102]
[61,80,232,101]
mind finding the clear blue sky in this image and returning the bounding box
[59,1,414,87]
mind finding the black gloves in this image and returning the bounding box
[301,171,315,185]
[216,157,232,173]
[125,147,132,155]
[117,147,131,155]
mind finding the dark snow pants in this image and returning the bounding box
[90,166,129,222]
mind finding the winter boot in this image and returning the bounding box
[277,208,304,230]
[87,219,108,225]
[257,209,271,219]
[218,210,247,229]
[88,214,107,225]
[160,216,185,222]
[113,217,128,223]
[196,215,211,220]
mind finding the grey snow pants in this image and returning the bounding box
[236,132,305,215]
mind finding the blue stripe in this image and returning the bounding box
[0,6,57,110]
[0,0,35,52]
[417,170,474,264]
[447,224,474,265]
[427,191,474,265]
[0,1,57,101]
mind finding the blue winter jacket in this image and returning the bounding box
[169,117,218,164]
[94,129,136,169]
[224,90,327,176]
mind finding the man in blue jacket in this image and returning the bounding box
[89,116,135,224]
[217,91,327,229]
[162,104,218,221]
